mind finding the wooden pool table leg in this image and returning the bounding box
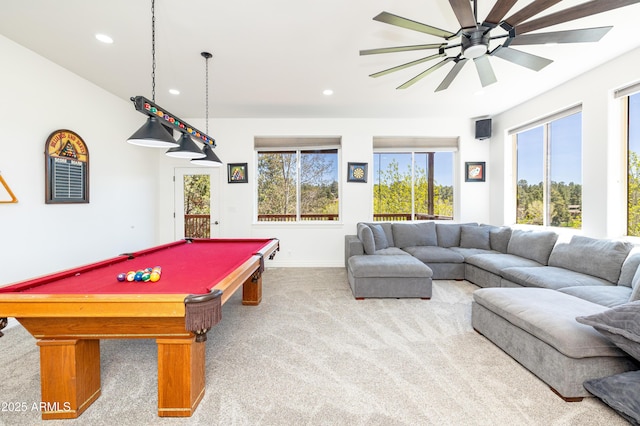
[242,272,262,305]
[156,336,205,417]
[37,339,101,420]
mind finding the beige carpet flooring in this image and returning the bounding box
[0,268,626,425]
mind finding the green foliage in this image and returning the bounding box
[516,179,582,228]
[629,151,640,236]
[373,158,453,220]
[183,174,210,214]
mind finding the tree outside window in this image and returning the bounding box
[373,151,453,221]
[257,149,339,222]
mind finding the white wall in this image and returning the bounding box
[157,117,491,267]
[0,35,159,285]
[490,46,640,239]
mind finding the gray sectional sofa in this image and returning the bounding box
[345,221,640,402]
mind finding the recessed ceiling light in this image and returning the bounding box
[323,89,334,96]
[95,34,113,44]
[169,89,180,95]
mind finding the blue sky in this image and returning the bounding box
[516,112,582,184]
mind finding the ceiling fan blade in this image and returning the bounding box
[483,0,519,27]
[373,12,456,39]
[397,58,455,89]
[509,27,612,46]
[435,58,468,92]
[360,44,445,56]
[449,0,477,29]
[369,52,446,78]
[474,55,497,87]
[504,0,562,27]
[491,46,553,71]
[516,0,640,35]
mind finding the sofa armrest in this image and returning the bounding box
[345,235,364,267]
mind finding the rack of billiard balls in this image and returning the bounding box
[117,266,162,283]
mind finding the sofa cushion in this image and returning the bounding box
[501,266,613,290]
[465,253,542,276]
[473,288,626,358]
[507,229,558,265]
[583,371,640,426]
[348,255,432,278]
[449,247,496,259]
[559,286,632,308]
[577,300,640,362]
[488,225,512,253]
[460,225,491,250]
[619,249,640,287]
[402,246,465,264]
[436,223,462,247]
[374,247,410,256]
[548,235,633,284]
[370,224,389,251]
[357,223,376,255]
[392,222,437,248]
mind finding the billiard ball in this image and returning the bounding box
[126,271,136,282]
[117,273,126,282]
[134,271,143,281]
[142,272,151,282]
[150,272,160,282]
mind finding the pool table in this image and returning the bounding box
[0,237,279,420]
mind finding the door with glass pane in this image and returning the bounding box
[174,168,220,239]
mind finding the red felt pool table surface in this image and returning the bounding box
[0,238,274,295]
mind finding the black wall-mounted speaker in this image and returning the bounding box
[475,119,492,140]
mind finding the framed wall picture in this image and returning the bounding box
[227,163,248,183]
[465,162,486,182]
[347,162,367,183]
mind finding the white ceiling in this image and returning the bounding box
[1,0,639,119]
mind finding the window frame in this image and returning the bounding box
[371,148,455,221]
[511,106,583,228]
[255,145,341,223]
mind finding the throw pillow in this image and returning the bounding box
[576,300,640,362]
[460,225,491,250]
[630,266,640,302]
[583,370,640,425]
[370,224,389,251]
[357,223,376,255]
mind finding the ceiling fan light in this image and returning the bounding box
[127,116,179,148]
[464,44,488,59]
[165,133,206,159]
[191,145,222,167]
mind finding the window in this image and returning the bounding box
[372,151,454,221]
[255,137,340,222]
[513,109,582,228]
[624,91,640,236]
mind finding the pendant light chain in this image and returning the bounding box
[151,0,156,102]
[205,54,209,135]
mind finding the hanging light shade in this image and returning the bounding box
[165,133,205,159]
[127,116,179,148]
[191,145,222,167]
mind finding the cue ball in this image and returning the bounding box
[117,273,126,282]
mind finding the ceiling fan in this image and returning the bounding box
[360,0,640,91]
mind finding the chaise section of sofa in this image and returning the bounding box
[472,287,640,400]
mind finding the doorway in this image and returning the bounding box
[174,168,220,239]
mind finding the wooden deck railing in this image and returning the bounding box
[186,213,452,232]
[184,214,210,238]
